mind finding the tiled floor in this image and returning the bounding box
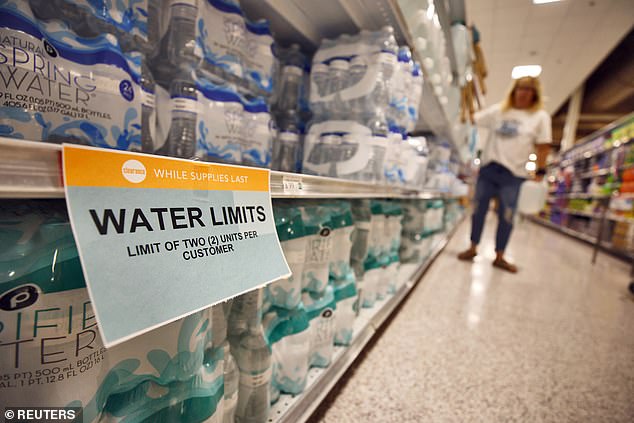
[310,214,634,423]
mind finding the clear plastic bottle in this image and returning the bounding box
[167,74,198,159]
[326,59,349,119]
[166,1,199,66]
[234,289,272,423]
[211,305,239,423]
[141,61,157,153]
[272,117,301,173]
[310,63,330,119]
[346,56,367,121]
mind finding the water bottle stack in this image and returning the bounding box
[269,45,311,173]
[0,0,277,168]
[298,28,425,187]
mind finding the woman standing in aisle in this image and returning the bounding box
[458,76,552,272]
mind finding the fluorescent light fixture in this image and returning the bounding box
[525,161,537,171]
[533,0,561,4]
[512,65,542,79]
[529,153,537,161]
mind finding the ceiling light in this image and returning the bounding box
[529,153,537,161]
[533,0,562,4]
[512,65,542,79]
[525,161,537,172]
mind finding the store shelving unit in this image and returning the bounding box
[238,0,466,157]
[1,2,469,420]
[2,132,466,423]
[267,221,462,423]
[542,112,634,260]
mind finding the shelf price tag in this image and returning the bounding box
[62,145,290,347]
[282,175,303,194]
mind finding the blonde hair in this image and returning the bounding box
[501,76,544,112]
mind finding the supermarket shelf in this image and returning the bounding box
[578,168,611,178]
[553,112,634,168]
[548,192,610,200]
[192,0,462,152]
[549,207,634,224]
[0,138,463,200]
[528,216,633,260]
[269,216,464,423]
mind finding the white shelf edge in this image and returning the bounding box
[0,139,463,200]
[269,214,465,423]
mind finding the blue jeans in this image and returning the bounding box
[470,162,525,252]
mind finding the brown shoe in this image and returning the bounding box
[458,248,477,261]
[492,257,518,273]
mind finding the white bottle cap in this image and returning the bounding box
[330,59,350,71]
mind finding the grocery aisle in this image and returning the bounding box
[310,214,634,423]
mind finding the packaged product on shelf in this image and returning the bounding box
[231,289,272,423]
[387,46,413,135]
[263,305,311,399]
[360,256,381,308]
[407,136,429,189]
[300,28,405,182]
[0,1,145,150]
[99,337,224,422]
[196,0,246,81]
[155,70,243,162]
[0,201,218,422]
[211,304,239,423]
[266,205,307,310]
[302,287,337,368]
[244,19,275,95]
[270,44,307,173]
[300,204,334,294]
[350,200,372,301]
[407,62,423,133]
[0,201,106,416]
[332,278,358,346]
[240,94,273,168]
[383,201,403,294]
[328,201,356,283]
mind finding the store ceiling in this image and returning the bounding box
[466,0,634,117]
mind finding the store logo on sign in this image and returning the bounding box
[121,159,147,183]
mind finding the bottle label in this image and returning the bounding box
[141,90,156,109]
[244,32,274,93]
[284,247,307,265]
[73,0,149,40]
[239,110,272,167]
[0,6,143,150]
[283,66,304,77]
[196,1,246,79]
[0,286,105,405]
[171,97,199,113]
[279,132,300,143]
[313,307,335,347]
[239,367,272,388]
[195,92,242,162]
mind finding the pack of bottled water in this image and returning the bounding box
[299,28,425,184]
[0,0,277,168]
[227,288,273,423]
[0,0,152,150]
[269,44,310,173]
[0,200,229,423]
